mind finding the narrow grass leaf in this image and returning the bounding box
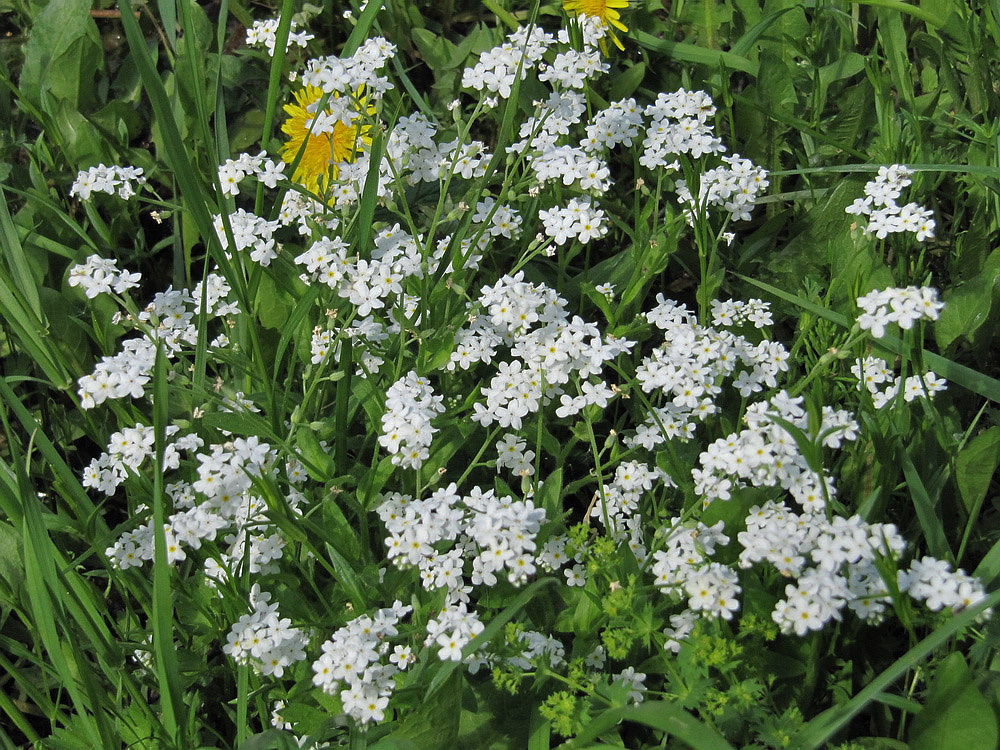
[791,588,1000,748]
[736,274,1000,402]
[561,701,737,750]
[632,30,757,74]
[151,344,185,745]
[898,448,950,560]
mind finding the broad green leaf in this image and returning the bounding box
[386,670,463,749]
[201,410,279,441]
[18,0,102,109]
[255,273,292,329]
[818,52,867,88]
[955,426,1000,515]
[908,653,999,750]
[935,248,1000,349]
[609,61,646,100]
[757,50,797,114]
[412,28,459,70]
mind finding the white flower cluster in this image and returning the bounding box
[82,422,202,496]
[451,273,631,429]
[69,164,146,200]
[496,433,535,477]
[472,198,523,239]
[900,556,990,614]
[846,165,935,241]
[581,98,643,152]
[379,371,444,469]
[425,603,486,664]
[739,502,906,634]
[311,601,414,725]
[223,585,308,677]
[592,460,671,531]
[627,296,787,451]
[693,391,859,511]
[245,18,314,56]
[318,223,422,316]
[218,151,286,196]
[640,89,724,168]
[484,628,567,673]
[710,297,774,327]
[538,45,607,89]
[539,196,609,245]
[76,274,237,408]
[214,209,280,266]
[462,26,553,99]
[676,154,769,222]
[852,356,947,409]
[855,286,944,338]
[648,493,987,642]
[67,254,141,298]
[531,144,611,193]
[298,37,396,97]
[651,520,739,621]
[104,433,287,577]
[378,483,547,597]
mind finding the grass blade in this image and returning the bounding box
[791,588,1000,749]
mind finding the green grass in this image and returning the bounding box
[0,0,997,747]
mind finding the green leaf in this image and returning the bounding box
[386,669,463,749]
[631,30,758,75]
[418,329,456,374]
[236,730,301,750]
[609,62,646,101]
[412,28,459,70]
[792,589,1000,749]
[18,0,102,109]
[757,50,797,114]
[562,700,736,750]
[537,469,564,520]
[201,410,278,441]
[955,426,1000,515]
[295,425,336,481]
[256,273,292,329]
[818,52,867,89]
[899,448,950,560]
[935,248,1000,350]
[0,520,24,593]
[908,653,999,750]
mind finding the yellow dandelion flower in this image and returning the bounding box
[280,85,371,195]
[563,0,630,52]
